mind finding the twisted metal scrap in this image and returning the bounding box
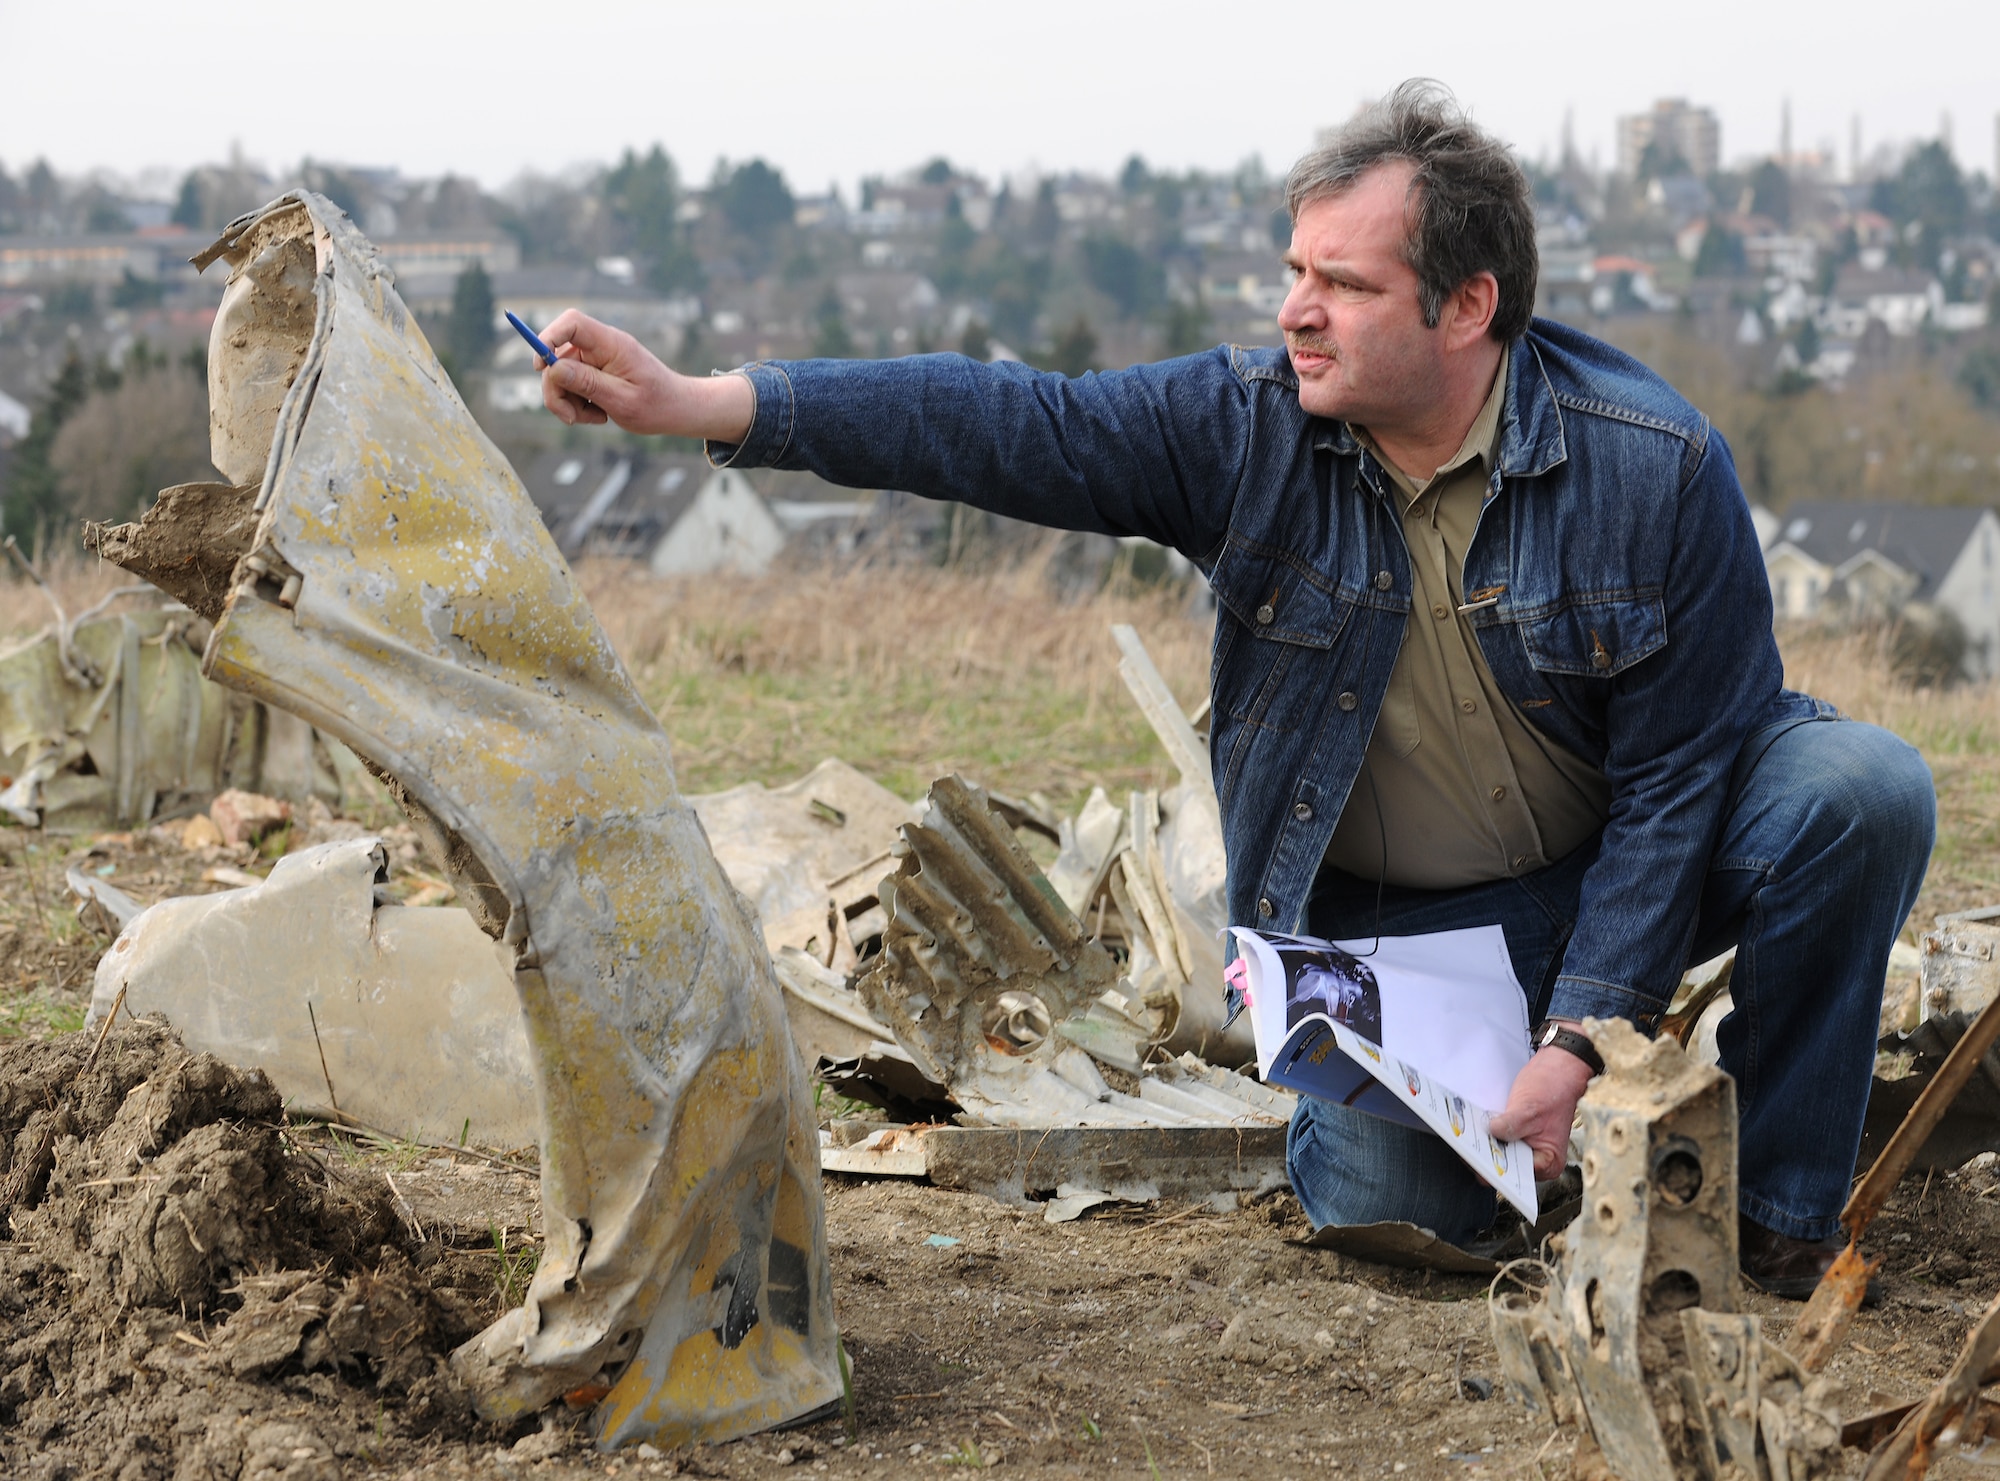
[1863,1293,2000,1481]
[857,775,1130,1120]
[87,192,840,1448]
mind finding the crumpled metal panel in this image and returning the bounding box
[855,774,1146,1121]
[0,608,264,829]
[85,837,538,1148]
[86,192,840,1449]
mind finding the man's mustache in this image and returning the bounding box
[1288,334,1338,360]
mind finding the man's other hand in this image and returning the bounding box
[1488,1044,1596,1180]
[535,310,753,442]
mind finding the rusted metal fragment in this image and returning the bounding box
[1489,1261,1581,1425]
[1795,983,2000,1372]
[1863,1293,2000,1481]
[1842,1358,2000,1450]
[856,774,1149,1119]
[1789,1241,1881,1374]
[1487,1023,1844,1479]
[1562,1018,1739,1479]
[89,191,840,1449]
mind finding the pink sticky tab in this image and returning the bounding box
[1225,955,1251,1006]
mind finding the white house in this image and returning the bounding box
[1764,503,2000,678]
[648,467,788,577]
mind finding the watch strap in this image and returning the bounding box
[1534,1021,1604,1076]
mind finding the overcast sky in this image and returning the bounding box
[9,0,1999,200]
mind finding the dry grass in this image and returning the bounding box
[9,552,1994,937]
[1780,623,2000,931]
[577,550,1211,811]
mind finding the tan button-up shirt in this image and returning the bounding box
[1323,349,1612,889]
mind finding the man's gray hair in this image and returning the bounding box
[1287,80,1538,342]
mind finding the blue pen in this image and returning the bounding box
[505,310,560,368]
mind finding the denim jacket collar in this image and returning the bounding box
[1295,336,1570,482]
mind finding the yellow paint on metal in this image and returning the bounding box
[102,192,841,1448]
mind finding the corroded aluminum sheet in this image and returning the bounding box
[89,192,840,1449]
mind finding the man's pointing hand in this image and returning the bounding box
[535,310,753,443]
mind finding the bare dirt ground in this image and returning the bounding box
[4,1010,1999,1481]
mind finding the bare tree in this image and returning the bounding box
[49,368,216,529]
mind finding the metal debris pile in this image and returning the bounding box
[1488,1000,2000,1481]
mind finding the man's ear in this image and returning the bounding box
[1445,272,1501,350]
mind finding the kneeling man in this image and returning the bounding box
[530,82,1935,1296]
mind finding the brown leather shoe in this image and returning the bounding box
[1739,1217,1880,1303]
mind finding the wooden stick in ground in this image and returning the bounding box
[83,984,128,1071]
[1862,1291,2000,1480]
[1793,988,2000,1371]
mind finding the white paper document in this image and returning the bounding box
[1229,924,1540,1221]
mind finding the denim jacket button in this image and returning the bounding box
[1293,801,1313,821]
[1592,650,1612,670]
[1255,603,1275,625]
[1257,897,1275,918]
[1337,691,1358,711]
[1374,570,1393,590]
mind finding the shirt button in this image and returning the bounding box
[1256,603,1275,625]
[1432,603,1450,620]
[1294,801,1313,821]
[1337,691,1358,711]
[1512,855,1528,870]
[1257,897,1275,919]
[1375,570,1393,590]
[1491,786,1506,801]
[1459,698,1477,714]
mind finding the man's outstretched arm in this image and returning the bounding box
[527,311,1253,560]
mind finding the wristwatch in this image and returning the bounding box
[1532,1020,1604,1076]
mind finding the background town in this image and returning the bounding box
[2,94,1998,688]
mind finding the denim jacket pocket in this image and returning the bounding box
[1209,543,1357,736]
[1518,594,1667,678]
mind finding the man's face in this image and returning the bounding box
[1277,162,1447,427]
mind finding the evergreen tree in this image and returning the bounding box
[171,173,204,230]
[606,145,700,293]
[448,263,496,376]
[1162,297,1212,357]
[1044,316,1099,378]
[1748,161,1791,227]
[719,159,795,239]
[812,286,855,358]
[3,353,91,555]
[1082,235,1162,319]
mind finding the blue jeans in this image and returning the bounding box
[1286,714,1936,1247]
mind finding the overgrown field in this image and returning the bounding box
[6,551,1996,940]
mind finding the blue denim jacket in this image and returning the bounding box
[714,317,1818,1027]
